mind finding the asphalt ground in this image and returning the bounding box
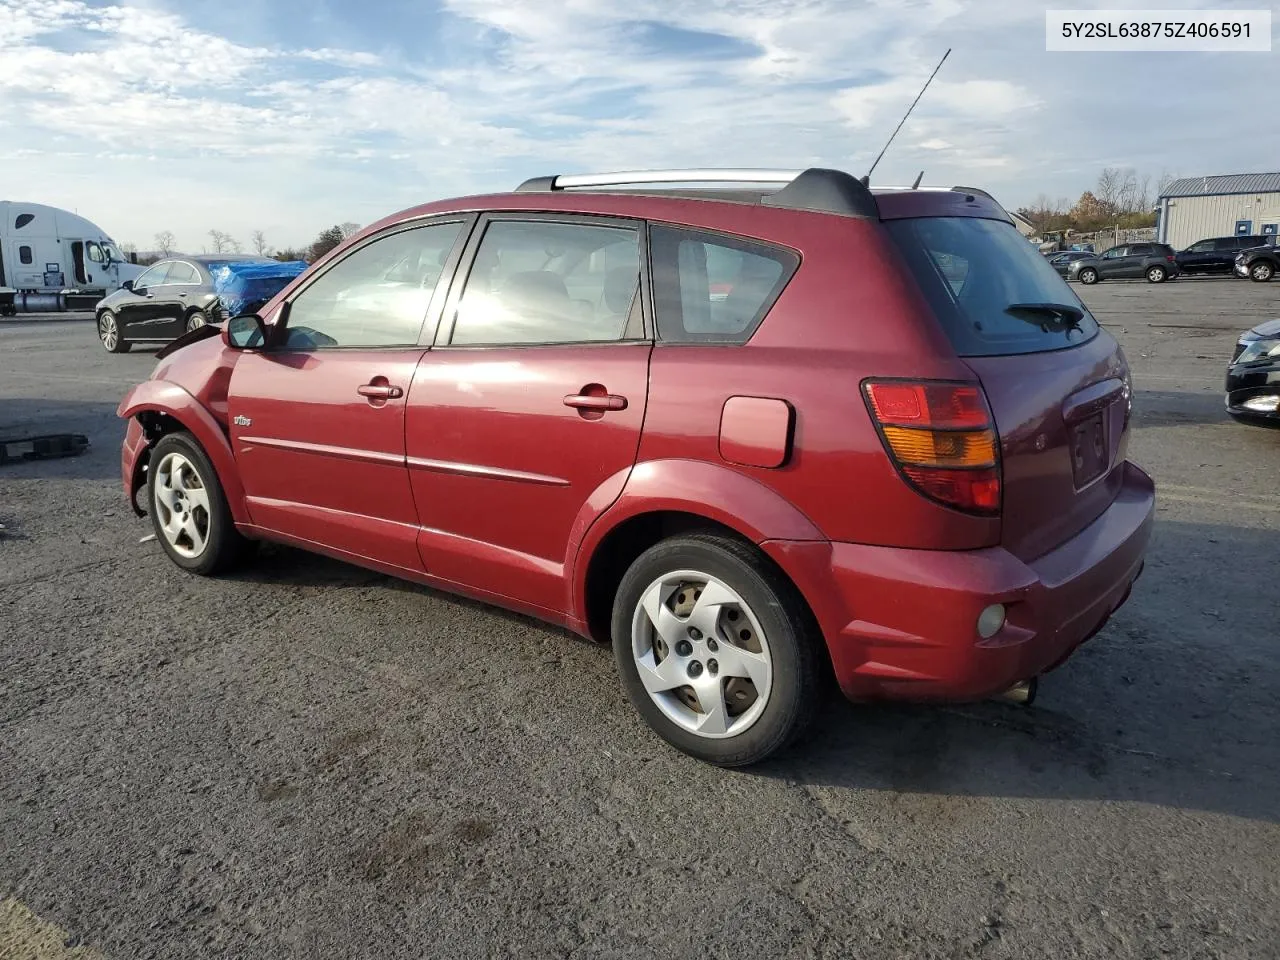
[1,278,1278,959]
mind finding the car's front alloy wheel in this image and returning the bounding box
[1251,262,1274,282]
[148,432,248,575]
[98,311,129,353]
[1079,268,1099,284]
[612,534,820,766]
[186,311,208,332]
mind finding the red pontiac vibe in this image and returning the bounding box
[116,168,1155,766]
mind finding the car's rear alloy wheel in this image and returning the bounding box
[612,535,820,766]
[1079,267,1099,284]
[1146,265,1167,283]
[186,311,208,332]
[1251,262,1274,282]
[98,310,129,353]
[149,432,248,575]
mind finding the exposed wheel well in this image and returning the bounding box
[128,411,192,513]
[581,510,824,657]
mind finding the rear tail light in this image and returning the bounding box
[863,380,1001,515]
[1166,255,1176,262]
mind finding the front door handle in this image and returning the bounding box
[564,392,627,412]
[357,382,404,400]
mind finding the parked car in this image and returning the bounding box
[116,168,1155,766]
[95,254,278,353]
[1175,235,1268,275]
[1067,243,1180,284]
[1045,250,1093,278]
[1225,318,1280,421]
[1234,239,1279,282]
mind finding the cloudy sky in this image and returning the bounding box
[1,0,1274,253]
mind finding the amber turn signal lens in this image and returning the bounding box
[881,426,997,468]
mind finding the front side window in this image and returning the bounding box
[649,226,798,343]
[87,242,105,263]
[282,221,463,349]
[449,219,641,346]
[18,245,32,265]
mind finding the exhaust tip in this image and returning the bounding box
[999,677,1038,707]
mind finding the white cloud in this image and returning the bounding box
[0,0,1274,249]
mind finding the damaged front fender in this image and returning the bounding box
[117,380,249,524]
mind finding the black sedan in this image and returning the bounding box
[95,255,274,354]
[1226,318,1280,423]
[1045,250,1093,278]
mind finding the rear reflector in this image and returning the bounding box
[864,380,1001,515]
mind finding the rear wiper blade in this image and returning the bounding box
[1005,302,1084,322]
[1004,302,1085,333]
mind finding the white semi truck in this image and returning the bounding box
[0,201,145,314]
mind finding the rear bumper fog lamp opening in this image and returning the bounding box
[976,603,1006,639]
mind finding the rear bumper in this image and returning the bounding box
[764,461,1155,702]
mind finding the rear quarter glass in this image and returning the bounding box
[885,217,1100,358]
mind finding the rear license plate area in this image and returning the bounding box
[1070,412,1108,487]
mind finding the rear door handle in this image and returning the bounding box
[563,393,627,412]
[357,383,404,400]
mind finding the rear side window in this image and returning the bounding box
[649,226,798,343]
[887,217,1099,358]
[166,262,199,283]
[14,214,33,229]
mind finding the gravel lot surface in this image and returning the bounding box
[2,280,1278,959]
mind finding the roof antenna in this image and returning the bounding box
[911,170,925,189]
[863,48,951,187]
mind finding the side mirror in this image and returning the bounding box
[224,313,267,350]
[121,280,134,292]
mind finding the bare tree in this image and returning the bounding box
[1096,167,1123,215]
[207,229,241,254]
[251,230,271,256]
[153,230,176,256]
[1157,171,1177,197]
[339,221,362,239]
[1135,173,1152,213]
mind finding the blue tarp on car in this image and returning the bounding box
[211,260,308,318]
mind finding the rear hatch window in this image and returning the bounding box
[886,216,1099,357]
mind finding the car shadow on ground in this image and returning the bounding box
[0,399,124,482]
[1131,388,1230,427]
[211,512,1280,826]
[758,516,1280,825]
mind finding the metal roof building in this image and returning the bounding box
[1156,172,1280,249]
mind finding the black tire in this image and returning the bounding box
[1250,261,1274,282]
[148,432,248,576]
[611,534,822,766]
[1079,267,1099,285]
[185,310,209,332]
[98,310,130,353]
[1146,265,1167,283]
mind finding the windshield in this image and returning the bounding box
[886,216,1100,357]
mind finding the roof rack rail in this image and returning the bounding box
[514,167,879,219]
